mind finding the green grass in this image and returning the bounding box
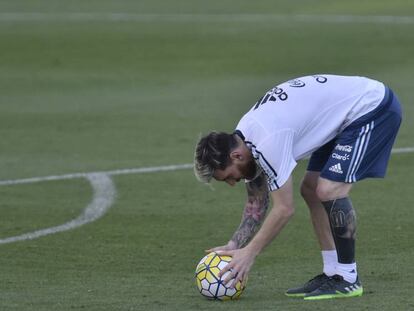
[0,1,413,310]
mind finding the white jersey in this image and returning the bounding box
[235,74,386,191]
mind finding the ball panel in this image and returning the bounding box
[196,270,206,280]
[201,288,214,298]
[220,255,232,262]
[195,263,206,274]
[205,270,217,283]
[209,266,220,278]
[200,279,210,290]
[210,255,221,267]
[225,286,236,297]
[203,253,215,265]
[217,260,229,270]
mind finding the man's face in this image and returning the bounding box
[213,157,257,186]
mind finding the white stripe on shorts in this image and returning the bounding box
[350,121,375,182]
[345,126,366,182]
[345,121,375,182]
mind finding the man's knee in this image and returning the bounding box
[300,175,318,202]
[316,178,352,202]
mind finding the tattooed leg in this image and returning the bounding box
[322,198,356,263]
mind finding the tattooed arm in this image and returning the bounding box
[217,176,295,285]
[206,173,269,253]
[230,173,269,248]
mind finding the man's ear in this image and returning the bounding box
[230,150,243,161]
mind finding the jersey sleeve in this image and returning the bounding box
[253,129,297,191]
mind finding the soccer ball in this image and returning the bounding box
[195,252,246,301]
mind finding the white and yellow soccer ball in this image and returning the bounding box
[195,252,246,301]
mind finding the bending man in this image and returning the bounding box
[193,74,402,300]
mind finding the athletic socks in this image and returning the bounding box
[336,262,357,283]
[322,250,337,277]
[321,251,357,283]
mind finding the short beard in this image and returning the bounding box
[238,158,257,180]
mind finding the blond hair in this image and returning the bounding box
[193,132,238,183]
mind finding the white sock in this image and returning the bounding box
[321,250,338,277]
[336,262,357,283]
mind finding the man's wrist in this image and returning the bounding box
[227,240,238,249]
[245,240,262,257]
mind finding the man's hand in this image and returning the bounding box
[216,246,258,288]
[205,240,237,253]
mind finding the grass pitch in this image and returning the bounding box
[0,1,413,310]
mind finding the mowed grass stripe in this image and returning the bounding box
[0,148,412,186]
[0,13,414,24]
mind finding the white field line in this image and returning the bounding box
[389,147,414,154]
[0,173,115,245]
[0,164,191,244]
[0,147,412,245]
[0,148,412,186]
[0,13,413,24]
[0,164,193,186]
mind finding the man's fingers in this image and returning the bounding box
[241,276,248,288]
[216,250,235,257]
[233,275,242,288]
[223,270,245,288]
[205,245,229,253]
[205,247,221,253]
[222,269,238,285]
[218,262,232,278]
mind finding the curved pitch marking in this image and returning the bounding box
[0,173,115,245]
[0,147,412,245]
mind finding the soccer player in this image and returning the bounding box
[193,74,402,300]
